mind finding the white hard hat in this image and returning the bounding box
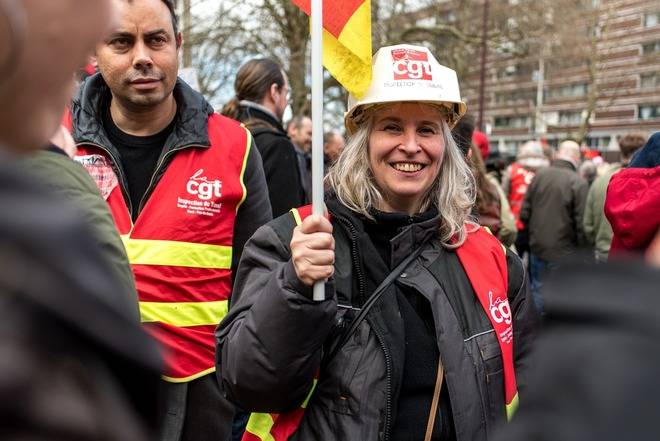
[344,44,467,135]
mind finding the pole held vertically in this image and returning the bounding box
[311,0,325,301]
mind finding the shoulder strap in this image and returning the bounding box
[322,239,428,367]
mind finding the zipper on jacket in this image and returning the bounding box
[136,143,205,214]
[335,213,393,440]
[78,141,134,216]
[370,318,393,441]
[334,215,366,302]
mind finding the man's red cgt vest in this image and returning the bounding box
[243,206,518,440]
[75,114,252,382]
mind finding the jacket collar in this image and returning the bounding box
[326,193,441,267]
[552,159,578,171]
[72,73,214,154]
[237,101,286,136]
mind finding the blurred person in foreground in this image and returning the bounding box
[217,44,537,441]
[520,140,588,312]
[491,228,660,441]
[0,0,163,439]
[69,0,271,439]
[583,132,647,262]
[222,58,305,217]
[605,132,660,258]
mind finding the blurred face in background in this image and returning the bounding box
[289,116,312,153]
[324,132,344,162]
[96,0,180,111]
[0,0,118,153]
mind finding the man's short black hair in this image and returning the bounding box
[125,0,179,36]
[161,0,179,36]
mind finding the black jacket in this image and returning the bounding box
[520,159,589,262]
[217,195,537,441]
[235,103,305,217]
[71,74,272,276]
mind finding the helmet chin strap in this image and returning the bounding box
[0,0,27,85]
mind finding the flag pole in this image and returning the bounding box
[311,0,325,301]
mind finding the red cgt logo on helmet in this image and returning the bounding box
[391,48,433,81]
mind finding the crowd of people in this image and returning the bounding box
[1,0,659,441]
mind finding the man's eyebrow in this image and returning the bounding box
[106,31,134,40]
[144,29,169,38]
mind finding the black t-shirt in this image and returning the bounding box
[103,106,176,220]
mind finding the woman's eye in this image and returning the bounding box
[383,124,401,132]
[419,126,437,135]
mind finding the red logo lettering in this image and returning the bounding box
[391,48,433,81]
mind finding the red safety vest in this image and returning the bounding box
[508,162,535,231]
[243,206,518,440]
[75,114,251,382]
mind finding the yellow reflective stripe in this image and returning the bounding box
[162,366,216,383]
[245,413,276,441]
[301,378,318,408]
[506,392,519,420]
[122,236,232,269]
[139,300,228,327]
[290,208,303,226]
[236,127,252,213]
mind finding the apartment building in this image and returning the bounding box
[447,0,660,156]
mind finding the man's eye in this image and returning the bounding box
[110,38,130,48]
[150,36,167,45]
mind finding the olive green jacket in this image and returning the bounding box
[583,164,622,261]
[17,149,138,317]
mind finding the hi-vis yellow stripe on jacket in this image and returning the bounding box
[76,114,251,382]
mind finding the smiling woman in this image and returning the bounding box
[217,44,538,441]
[328,100,473,248]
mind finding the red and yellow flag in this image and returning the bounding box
[292,0,372,99]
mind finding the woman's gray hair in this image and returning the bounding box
[326,105,476,248]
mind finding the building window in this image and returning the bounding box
[416,16,435,27]
[558,111,583,126]
[642,40,660,55]
[494,89,536,104]
[641,72,660,88]
[639,104,660,119]
[497,62,535,79]
[439,11,456,23]
[645,12,660,27]
[494,116,532,128]
[545,83,589,101]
